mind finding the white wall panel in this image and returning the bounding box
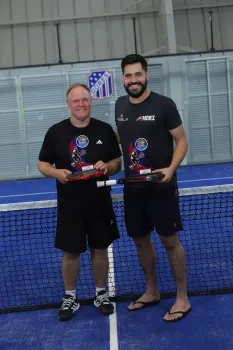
[154,15,165,51]
[27,0,43,20]
[76,21,94,61]
[138,0,156,12]
[120,0,137,12]
[109,19,125,58]
[92,20,109,59]
[174,11,190,50]
[220,7,233,50]
[74,0,90,17]
[0,0,12,21]
[0,29,14,67]
[11,0,27,22]
[107,0,122,12]
[187,10,207,51]
[122,18,136,55]
[57,0,74,17]
[173,0,186,6]
[59,23,78,62]
[44,24,58,64]
[0,0,233,67]
[13,27,29,67]
[139,14,157,54]
[41,0,58,18]
[28,25,45,65]
[89,0,106,15]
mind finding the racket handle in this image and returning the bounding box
[97,180,117,187]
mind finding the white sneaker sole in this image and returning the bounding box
[73,303,81,312]
[93,300,100,308]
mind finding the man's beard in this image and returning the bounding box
[124,80,148,98]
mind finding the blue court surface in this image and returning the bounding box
[0,163,233,350]
[1,162,233,204]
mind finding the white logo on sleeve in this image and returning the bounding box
[117,114,128,122]
[136,115,155,121]
[96,140,103,144]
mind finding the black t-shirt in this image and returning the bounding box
[115,92,182,180]
[39,118,121,199]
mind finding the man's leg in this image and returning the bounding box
[90,248,114,315]
[159,233,191,321]
[123,189,160,310]
[128,234,160,310]
[62,251,80,291]
[90,248,108,288]
[58,251,80,321]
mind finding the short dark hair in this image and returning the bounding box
[66,83,90,99]
[121,54,148,74]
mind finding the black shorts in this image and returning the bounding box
[124,183,183,237]
[55,190,119,254]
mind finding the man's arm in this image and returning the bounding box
[115,129,121,144]
[169,124,188,172]
[37,160,72,184]
[94,157,122,176]
[152,124,188,182]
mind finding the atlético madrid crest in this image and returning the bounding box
[87,70,114,100]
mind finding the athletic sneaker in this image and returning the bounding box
[94,290,114,315]
[58,294,80,321]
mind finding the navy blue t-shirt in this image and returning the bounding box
[115,92,182,180]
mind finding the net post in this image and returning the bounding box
[107,244,116,298]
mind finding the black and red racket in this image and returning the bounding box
[96,172,165,187]
[66,169,104,182]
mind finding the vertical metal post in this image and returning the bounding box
[209,11,215,52]
[226,59,233,157]
[16,76,29,177]
[132,17,138,54]
[55,23,63,64]
[206,61,214,160]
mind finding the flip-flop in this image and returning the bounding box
[128,299,160,311]
[163,306,192,322]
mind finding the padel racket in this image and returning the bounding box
[66,169,104,182]
[97,172,165,187]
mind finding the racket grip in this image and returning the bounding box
[97,181,106,187]
[97,180,117,187]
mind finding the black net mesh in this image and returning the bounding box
[1,188,233,313]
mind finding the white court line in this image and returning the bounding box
[109,303,118,350]
[108,245,118,350]
[0,192,56,199]
[179,176,233,183]
[1,176,233,199]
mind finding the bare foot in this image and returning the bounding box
[128,292,160,311]
[163,298,191,321]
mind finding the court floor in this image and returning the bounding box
[1,162,233,204]
[0,163,233,350]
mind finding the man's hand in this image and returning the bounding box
[152,167,174,183]
[55,169,73,184]
[94,161,108,175]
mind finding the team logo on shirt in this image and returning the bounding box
[136,115,155,121]
[129,138,149,173]
[135,138,148,152]
[76,135,89,148]
[70,136,90,171]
